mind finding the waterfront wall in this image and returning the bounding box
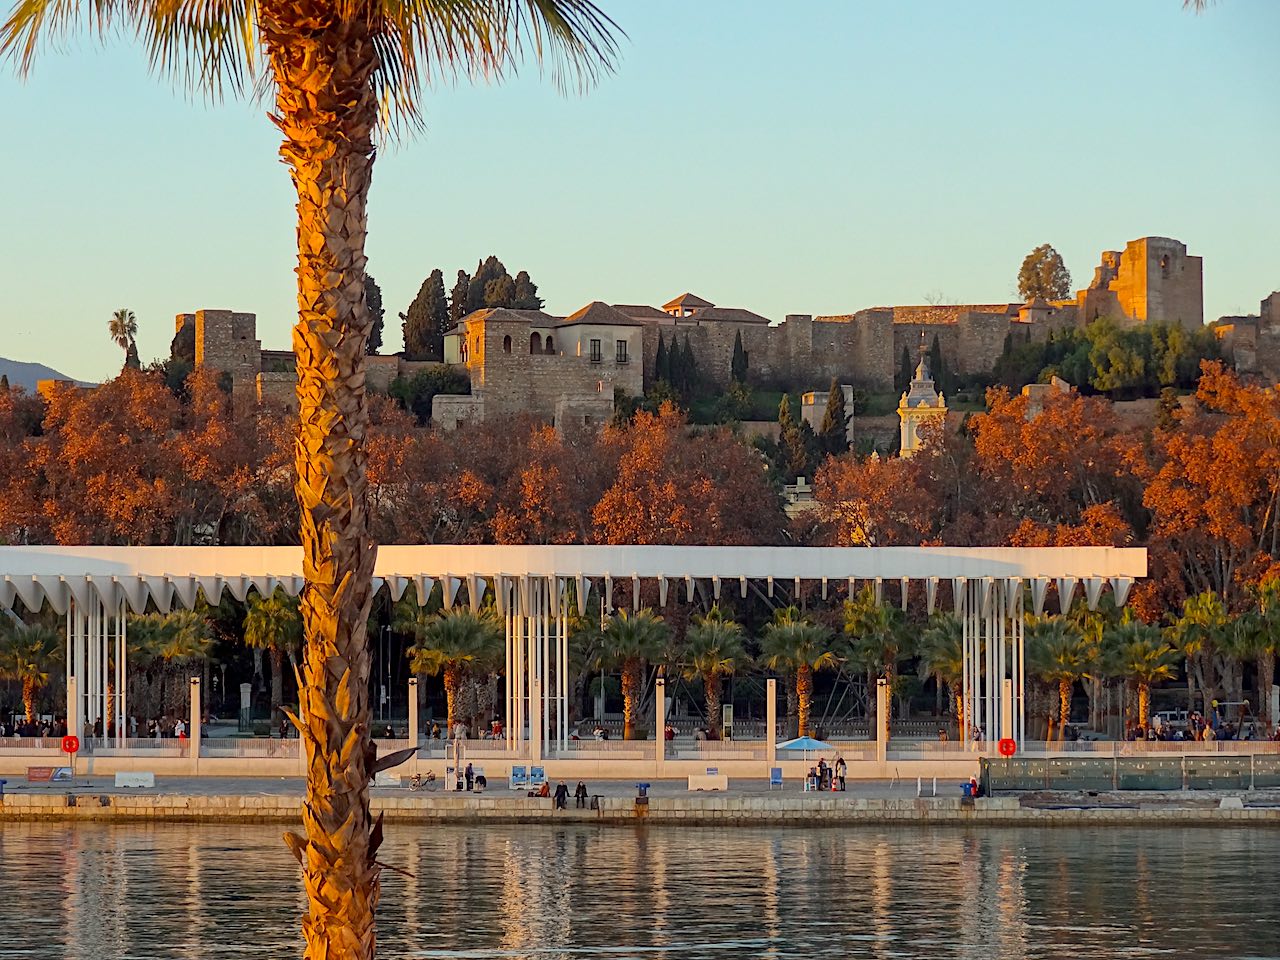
[2,793,1277,827]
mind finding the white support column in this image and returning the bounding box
[189,676,201,775]
[766,678,777,768]
[408,677,419,775]
[875,678,889,765]
[654,676,666,772]
[66,675,79,754]
[529,677,542,764]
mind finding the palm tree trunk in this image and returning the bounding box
[796,665,813,737]
[22,676,36,724]
[621,658,639,741]
[784,673,798,738]
[261,9,381,958]
[704,672,722,738]
[270,643,285,724]
[1259,652,1276,728]
[1138,682,1151,727]
[443,665,462,731]
[1059,679,1072,743]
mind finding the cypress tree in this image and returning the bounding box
[778,394,809,481]
[895,345,913,394]
[668,335,684,392]
[681,334,699,396]
[0,374,9,392]
[449,270,470,326]
[364,274,384,355]
[512,270,543,310]
[730,330,748,384]
[402,268,447,360]
[467,256,508,311]
[654,331,669,384]
[484,274,516,307]
[818,379,848,455]
[928,334,945,393]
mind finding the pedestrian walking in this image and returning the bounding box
[553,780,569,810]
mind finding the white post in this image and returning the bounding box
[189,677,201,775]
[408,678,419,775]
[766,678,777,768]
[529,677,542,765]
[66,675,79,754]
[1001,678,1013,741]
[875,678,889,766]
[655,676,666,772]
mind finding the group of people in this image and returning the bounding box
[806,756,848,791]
[428,718,505,741]
[548,780,590,809]
[1,715,192,740]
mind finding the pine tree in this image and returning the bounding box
[449,270,470,326]
[363,274,384,355]
[401,268,447,360]
[730,330,748,384]
[512,270,543,310]
[818,378,848,455]
[895,345,913,395]
[654,331,669,384]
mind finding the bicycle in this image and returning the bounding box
[408,771,437,792]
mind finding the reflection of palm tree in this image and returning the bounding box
[5,3,619,953]
[1105,622,1179,727]
[0,622,62,722]
[759,606,839,738]
[406,609,503,731]
[598,609,670,741]
[919,613,964,730]
[1028,617,1092,740]
[244,589,303,724]
[680,605,747,738]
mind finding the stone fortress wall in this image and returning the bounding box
[181,236,1276,429]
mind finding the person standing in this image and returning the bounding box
[465,762,475,792]
[574,781,589,808]
[834,755,847,792]
[553,780,569,810]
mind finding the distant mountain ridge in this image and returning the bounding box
[0,357,92,392]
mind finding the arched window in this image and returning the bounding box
[1159,254,1171,279]
[460,341,468,362]
[503,335,512,354]
[531,332,542,354]
[544,335,555,354]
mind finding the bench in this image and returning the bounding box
[687,774,729,791]
[114,772,155,788]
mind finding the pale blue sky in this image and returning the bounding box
[2,0,1277,383]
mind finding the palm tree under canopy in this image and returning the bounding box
[244,588,303,724]
[598,608,669,741]
[1027,616,1093,740]
[405,607,503,733]
[3,4,621,956]
[759,606,839,738]
[1106,621,1179,728]
[680,605,747,738]
[919,613,964,730]
[0,621,62,723]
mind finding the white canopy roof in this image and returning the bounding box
[0,544,1146,616]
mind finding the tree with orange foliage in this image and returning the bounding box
[593,403,784,545]
[967,386,1139,546]
[809,453,937,546]
[492,425,606,544]
[1141,361,1280,609]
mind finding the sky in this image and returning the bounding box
[1,0,1277,383]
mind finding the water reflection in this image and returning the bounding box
[0,822,1277,959]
